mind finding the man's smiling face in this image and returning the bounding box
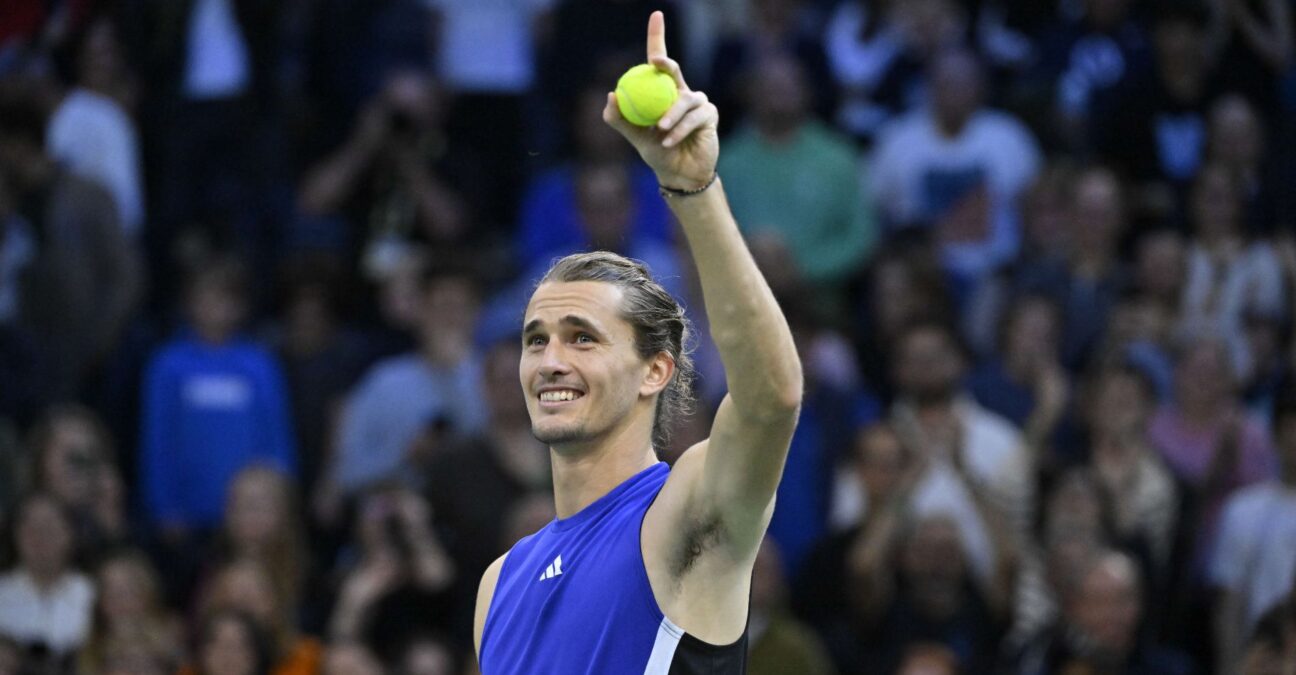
[521,281,654,449]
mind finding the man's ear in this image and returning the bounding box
[641,351,676,397]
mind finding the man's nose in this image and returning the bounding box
[538,341,571,378]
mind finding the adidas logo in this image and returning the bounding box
[538,555,564,581]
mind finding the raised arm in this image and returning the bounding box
[604,12,802,545]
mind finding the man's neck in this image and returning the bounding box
[550,425,657,519]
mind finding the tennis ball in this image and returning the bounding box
[615,64,679,127]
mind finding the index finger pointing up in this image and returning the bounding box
[647,11,666,61]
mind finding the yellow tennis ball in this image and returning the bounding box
[615,64,679,127]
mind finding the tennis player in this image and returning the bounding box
[475,11,802,673]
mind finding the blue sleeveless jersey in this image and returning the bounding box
[480,463,747,674]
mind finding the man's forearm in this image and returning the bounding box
[667,179,802,413]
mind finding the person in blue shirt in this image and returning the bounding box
[139,256,297,539]
[474,13,802,674]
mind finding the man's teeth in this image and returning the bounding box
[540,390,582,402]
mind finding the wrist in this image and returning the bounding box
[658,171,717,196]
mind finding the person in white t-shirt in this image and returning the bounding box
[0,493,95,658]
[46,16,144,237]
[1210,392,1296,672]
[870,48,1042,280]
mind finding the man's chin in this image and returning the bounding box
[531,422,591,446]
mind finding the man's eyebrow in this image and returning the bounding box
[521,316,606,336]
[560,315,604,335]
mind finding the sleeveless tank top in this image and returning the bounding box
[480,462,748,674]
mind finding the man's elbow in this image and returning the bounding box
[765,368,804,418]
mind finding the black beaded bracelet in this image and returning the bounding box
[659,172,718,198]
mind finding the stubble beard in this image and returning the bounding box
[531,418,592,446]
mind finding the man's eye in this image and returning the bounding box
[527,335,547,347]
[575,333,595,344]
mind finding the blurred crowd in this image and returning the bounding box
[2,0,1296,673]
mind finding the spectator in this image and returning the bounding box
[514,84,673,274]
[1104,233,1187,396]
[844,513,1003,674]
[1133,227,1188,315]
[1178,163,1286,377]
[851,239,953,399]
[127,0,289,275]
[271,257,372,501]
[1081,366,1180,581]
[1035,0,1152,149]
[78,549,184,675]
[747,538,836,675]
[1206,94,1282,236]
[717,52,876,294]
[328,267,487,497]
[1148,333,1278,574]
[1011,549,1192,675]
[26,404,130,557]
[966,294,1070,456]
[0,493,94,659]
[1209,390,1296,670]
[1048,166,1131,368]
[1101,3,1218,216]
[963,162,1075,358]
[297,70,485,274]
[798,423,919,635]
[480,159,690,347]
[195,558,322,675]
[1212,0,1294,115]
[365,245,429,360]
[824,0,968,143]
[890,320,1034,546]
[707,0,833,130]
[423,340,549,632]
[870,48,1042,282]
[46,15,144,236]
[327,486,456,648]
[1006,470,1109,655]
[293,0,436,149]
[189,609,274,675]
[217,466,309,620]
[0,91,143,400]
[428,0,555,229]
[767,304,881,576]
[140,255,297,535]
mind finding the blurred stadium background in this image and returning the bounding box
[1,0,1296,673]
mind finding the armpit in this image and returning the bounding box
[671,511,728,580]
